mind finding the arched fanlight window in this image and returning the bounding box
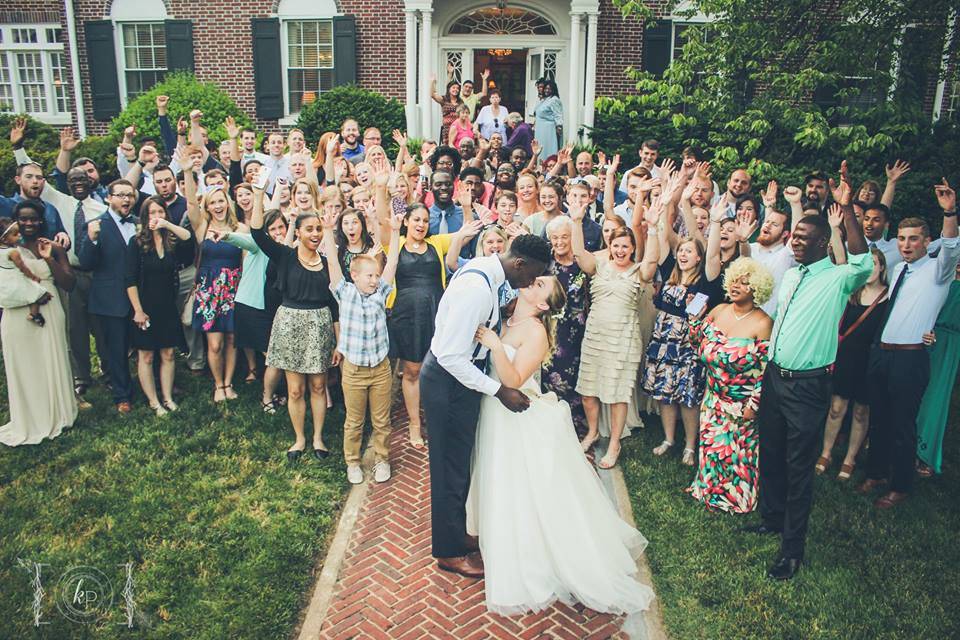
[448,7,557,36]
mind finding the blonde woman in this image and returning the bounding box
[183,162,248,402]
[515,173,539,220]
[688,257,773,514]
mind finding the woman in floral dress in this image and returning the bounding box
[688,258,773,514]
[542,216,590,437]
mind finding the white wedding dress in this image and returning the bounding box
[466,345,655,632]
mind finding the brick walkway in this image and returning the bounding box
[313,404,638,640]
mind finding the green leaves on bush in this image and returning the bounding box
[296,85,406,155]
[108,72,251,152]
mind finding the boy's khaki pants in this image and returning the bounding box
[341,357,393,465]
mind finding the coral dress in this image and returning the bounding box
[687,318,769,514]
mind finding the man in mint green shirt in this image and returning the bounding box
[746,166,870,581]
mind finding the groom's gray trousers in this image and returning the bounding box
[421,350,484,558]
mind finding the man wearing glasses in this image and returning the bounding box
[76,180,140,414]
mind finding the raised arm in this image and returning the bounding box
[638,200,663,282]
[704,199,727,281]
[56,126,79,175]
[380,213,404,283]
[370,155,393,242]
[156,95,176,154]
[179,149,205,242]
[603,154,620,221]
[827,203,847,265]
[569,203,597,276]
[782,185,804,232]
[477,69,490,99]
[319,209,343,289]
[430,74,444,105]
[444,220,482,271]
[881,160,910,209]
[392,130,409,174]
[832,161,867,255]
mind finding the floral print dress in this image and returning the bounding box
[687,318,769,514]
[541,260,590,437]
[191,237,242,333]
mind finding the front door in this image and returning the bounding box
[525,47,546,119]
[472,48,527,114]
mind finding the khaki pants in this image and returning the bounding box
[341,357,392,465]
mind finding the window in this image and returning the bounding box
[947,78,960,122]
[120,23,167,98]
[448,8,556,35]
[0,25,71,123]
[284,20,334,113]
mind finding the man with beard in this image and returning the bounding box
[239,127,270,165]
[428,171,463,236]
[748,201,797,316]
[77,180,141,414]
[341,119,365,164]
[4,118,67,242]
[51,127,109,204]
[803,171,830,214]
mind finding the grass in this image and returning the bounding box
[0,358,350,639]
[621,386,960,640]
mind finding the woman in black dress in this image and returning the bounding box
[817,248,889,480]
[126,196,194,416]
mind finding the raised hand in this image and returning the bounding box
[531,140,542,157]
[389,212,405,231]
[457,219,483,239]
[478,136,491,152]
[139,145,159,169]
[659,157,677,177]
[326,133,341,157]
[123,125,136,143]
[829,160,852,205]
[935,178,956,212]
[782,185,802,204]
[455,182,473,209]
[189,109,203,123]
[644,200,664,227]
[597,151,607,168]
[369,155,390,186]
[505,222,527,238]
[736,209,758,240]
[696,161,712,181]
[481,69,490,80]
[761,180,778,208]
[320,209,338,230]
[567,201,586,222]
[224,116,240,140]
[37,238,54,260]
[610,153,621,173]
[9,116,26,146]
[391,129,407,148]
[176,117,187,136]
[155,94,169,114]
[885,159,911,182]
[827,203,844,228]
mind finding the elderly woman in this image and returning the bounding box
[688,257,773,514]
[0,200,77,446]
[541,215,590,437]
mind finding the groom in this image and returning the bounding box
[420,234,552,579]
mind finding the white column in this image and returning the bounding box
[404,9,419,137]
[582,12,599,135]
[567,12,583,140]
[420,9,434,140]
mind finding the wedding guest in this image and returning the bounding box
[448,105,475,149]
[504,113,534,158]
[816,248,888,480]
[859,181,960,509]
[430,74,462,145]
[916,262,960,476]
[251,176,340,462]
[475,88,508,140]
[533,79,563,159]
[0,218,49,325]
[0,200,76,445]
[77,180,141,413]
[322,208,402,484]
[521,182,564,237]
[541,215,590,437]
[126,196,194,416]
[571,201,663,467]
[688,257,773,514]
[748,167,870,581]
[182,166,246,403]
[335,208,382,282]
[515,174,540,220]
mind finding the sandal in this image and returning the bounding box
[916,462,934,479]
[408,424,425,450]
[580,433,599,453]
[244,372,258,384]
[272,394,287,407]
[223,384,238,400]
[261,399,277,414]
[652,440,674,456]
[837,462,855,481]
[815,455,831,475]
[682,448,695,466]
[599,446,621,469]
[286,445,305,463]
[149,403,169,417]
[163,399,179,412]
[213,386,227,403]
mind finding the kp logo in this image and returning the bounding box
[17,560,137,627]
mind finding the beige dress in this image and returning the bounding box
[0,250,77,446]
[576,259,649,404]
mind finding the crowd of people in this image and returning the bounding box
[1,71,958,583]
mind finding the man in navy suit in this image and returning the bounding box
[77,179,139,413]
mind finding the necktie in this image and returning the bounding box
[73,202,85,249]
[869,241,877,250]
[874,263,908,344]
[119,215,135,225]
[769,264,808,357]
[438,210,448,235]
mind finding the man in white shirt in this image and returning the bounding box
[860,203,901,270]
[618,138,661,192]
[420,234,551,579]
[859,181,960,509]
[748,208,796,315]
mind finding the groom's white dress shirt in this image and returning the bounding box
[431,255,505,396]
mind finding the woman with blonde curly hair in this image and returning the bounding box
[687,256,773,514]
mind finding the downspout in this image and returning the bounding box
[63,0,88,137]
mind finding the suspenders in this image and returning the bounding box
[453,268,497,361]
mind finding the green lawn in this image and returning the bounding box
[0,360,349,639]
[622,388,960,640]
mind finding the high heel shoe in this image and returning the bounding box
[580,433,599,453]
[598,446,621,469]
[408,424,425,450]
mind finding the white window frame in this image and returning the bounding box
[279,17,336,124]
[112,21,168,108]
[0,24,71,125]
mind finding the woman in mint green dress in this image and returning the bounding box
[916,272,960,475]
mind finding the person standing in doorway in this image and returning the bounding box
[533,79,563,160]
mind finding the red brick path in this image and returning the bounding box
[317,404,630,639]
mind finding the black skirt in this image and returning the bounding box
[234,302,275,353]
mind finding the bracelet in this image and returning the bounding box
[944,209,957,217]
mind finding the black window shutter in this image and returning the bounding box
[84,20,120,120]
[642,20,673,77]
[252,18,283,119]
[333,15,357,87]
[164,20,195,72]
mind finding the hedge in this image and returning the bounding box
[296,85,406,156]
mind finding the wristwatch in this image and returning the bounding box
[944,209,957,217]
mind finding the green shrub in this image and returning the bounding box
[75,134,121,186]
[108,72,251,152]
[296,85,406,156]
[0,114,61,195]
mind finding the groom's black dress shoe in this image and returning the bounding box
[464,534,480,553]
[437,552,484,579]
[767,556,802,580]
[741,523,781,535]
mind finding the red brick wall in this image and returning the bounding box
[595,0,655,97]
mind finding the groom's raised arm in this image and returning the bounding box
[433,279,501,396]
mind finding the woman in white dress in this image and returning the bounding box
[466,275,654,632]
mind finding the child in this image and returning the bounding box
[321,208,402,484]
[0,218,48,327]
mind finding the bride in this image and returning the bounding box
[466,275,654,632]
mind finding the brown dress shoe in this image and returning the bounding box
[855,478,886,495]
[464,534,480,553]
[116,401,132,414]
[436,552,484,579]
[874,491,908,509]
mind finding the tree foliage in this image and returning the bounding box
[595,0,959,224]
[296,85,406,155]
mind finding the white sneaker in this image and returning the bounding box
[373,461,391,483]
[346,464,363,485]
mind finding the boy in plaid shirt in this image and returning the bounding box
[322,210,402,484]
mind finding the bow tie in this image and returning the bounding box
[119,216,136,225]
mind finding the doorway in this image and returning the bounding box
[472,48,527,114]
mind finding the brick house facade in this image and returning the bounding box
[1,0,957,139]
